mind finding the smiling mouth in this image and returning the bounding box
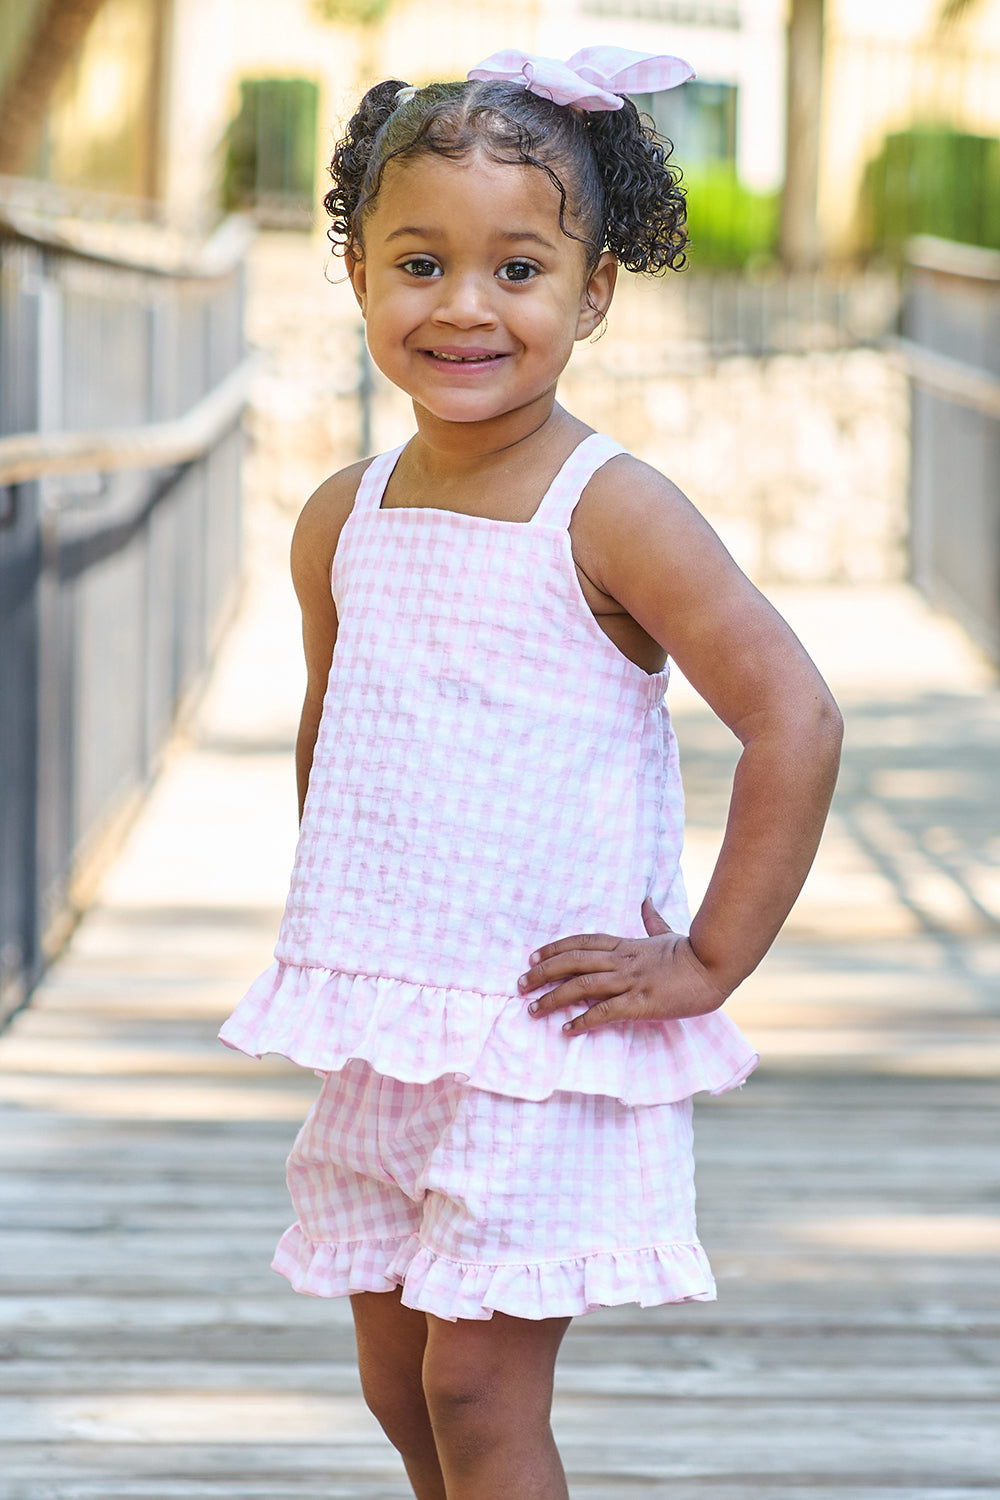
[424,349,506,363]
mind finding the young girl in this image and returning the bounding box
[221,46,843,1500]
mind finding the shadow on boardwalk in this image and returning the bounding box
[1,486,999,1496]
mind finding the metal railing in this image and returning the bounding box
[0,204,252,1023]
[900,236,1000,666]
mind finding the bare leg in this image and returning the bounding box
[422,1310,572,1500]
[351,1289,446,1500]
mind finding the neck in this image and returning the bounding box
[408,391,576,476]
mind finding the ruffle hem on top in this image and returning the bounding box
[218,958,759,1107]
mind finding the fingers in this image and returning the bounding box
[641,897,672,937]
[519,916,680,1035]
[518,934,620,1004]
[518,944,618,994]
[519,938,645,1029]
[559,996,631,1035]
[532,981,654,1035]
[526,932,620,967]
[525,967,629,1020]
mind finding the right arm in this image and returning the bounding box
[290,461,371,820]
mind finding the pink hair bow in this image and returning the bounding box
[467,45,695,112]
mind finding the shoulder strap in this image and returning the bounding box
[352,443,407,513]
[531,433,627,529]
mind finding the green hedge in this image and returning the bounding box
[681,164,780,269]
[857,126,1000,258]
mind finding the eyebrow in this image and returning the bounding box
[383,226,557,250]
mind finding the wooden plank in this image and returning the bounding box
[4,1341,1000,1398]
[3,1483,993,1500]
[0,1396,996,1479]
[2,1482,994,1500]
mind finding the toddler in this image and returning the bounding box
[221,46,843,1499]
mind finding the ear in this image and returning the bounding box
[345,244,368,317]
[576,253,618,341]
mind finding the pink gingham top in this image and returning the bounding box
[220,434,758,1104]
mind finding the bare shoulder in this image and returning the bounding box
[583,451,708,525]
[573,449,831,729]
[291,458,373,595]
[572,451,734,598]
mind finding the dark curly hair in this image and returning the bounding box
[325,77,687,275]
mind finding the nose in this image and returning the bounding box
[430,271,497,329]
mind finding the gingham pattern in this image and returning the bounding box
[467,47,696,112]
[273,1060,714,1321]
[220,434,758,1105]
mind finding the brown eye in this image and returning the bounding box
[401,258,440,278]
[497,260,538,283]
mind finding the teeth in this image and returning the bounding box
[432,351,498,362]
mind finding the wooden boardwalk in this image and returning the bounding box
[2,519,999,1496]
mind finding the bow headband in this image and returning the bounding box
[466,45,695,112]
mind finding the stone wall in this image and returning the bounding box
[562,346,911,585]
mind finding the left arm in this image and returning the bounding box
[520,456,843,1032]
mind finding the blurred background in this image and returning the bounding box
[1,0,999,1017]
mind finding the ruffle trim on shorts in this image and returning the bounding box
[219,960,758,1107]
[271,1225,717,1321]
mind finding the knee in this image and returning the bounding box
[422,1364,498,1462]
[359,1363,434,1457]
[422,1358,491,1422]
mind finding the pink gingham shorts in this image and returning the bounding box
[272,1059,716,1321]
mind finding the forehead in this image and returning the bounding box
[367,148,575,237]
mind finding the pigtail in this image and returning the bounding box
[587,100,688,274]
[325,79,410,253]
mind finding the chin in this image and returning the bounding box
[421,385,557,425]
[419,398,519,424]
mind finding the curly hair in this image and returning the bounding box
[325,77,688,275]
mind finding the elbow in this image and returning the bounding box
[765,679,843,771]
[734,674,844,777]
[806,686,844,779]
[820,686,844,747]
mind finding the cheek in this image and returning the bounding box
[366,287,416,336]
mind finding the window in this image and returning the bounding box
[632,81,738,166]
[223,78,319,227]
[581,0,740,27]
